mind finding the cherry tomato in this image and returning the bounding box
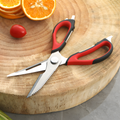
[10,24,27,38]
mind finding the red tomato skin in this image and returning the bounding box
[10,25,27,38]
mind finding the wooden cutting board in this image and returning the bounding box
[0,0,120,114]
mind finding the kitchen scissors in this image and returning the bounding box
[7,15,113,98]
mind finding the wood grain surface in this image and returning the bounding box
[0,0,120,114]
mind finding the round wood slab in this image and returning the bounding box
[0,0,120,114]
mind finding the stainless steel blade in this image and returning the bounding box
[7,55,67,77]
[7,60,47,77]
[27,51,62,98]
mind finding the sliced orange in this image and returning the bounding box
[0,6,22,14]
[0,0,25,19]
[0,0,21,9]
[0,12,25,19]
[0,5,25,19]
[22,0,56,20]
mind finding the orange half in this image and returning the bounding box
[22,0,56,20]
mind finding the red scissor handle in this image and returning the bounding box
[66,39,113,65]
[51,18,75,53]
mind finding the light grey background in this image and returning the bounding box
[5,69,120,120]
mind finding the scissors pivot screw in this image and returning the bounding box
[51,57,59,64]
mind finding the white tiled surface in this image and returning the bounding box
[6,69,120,120]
